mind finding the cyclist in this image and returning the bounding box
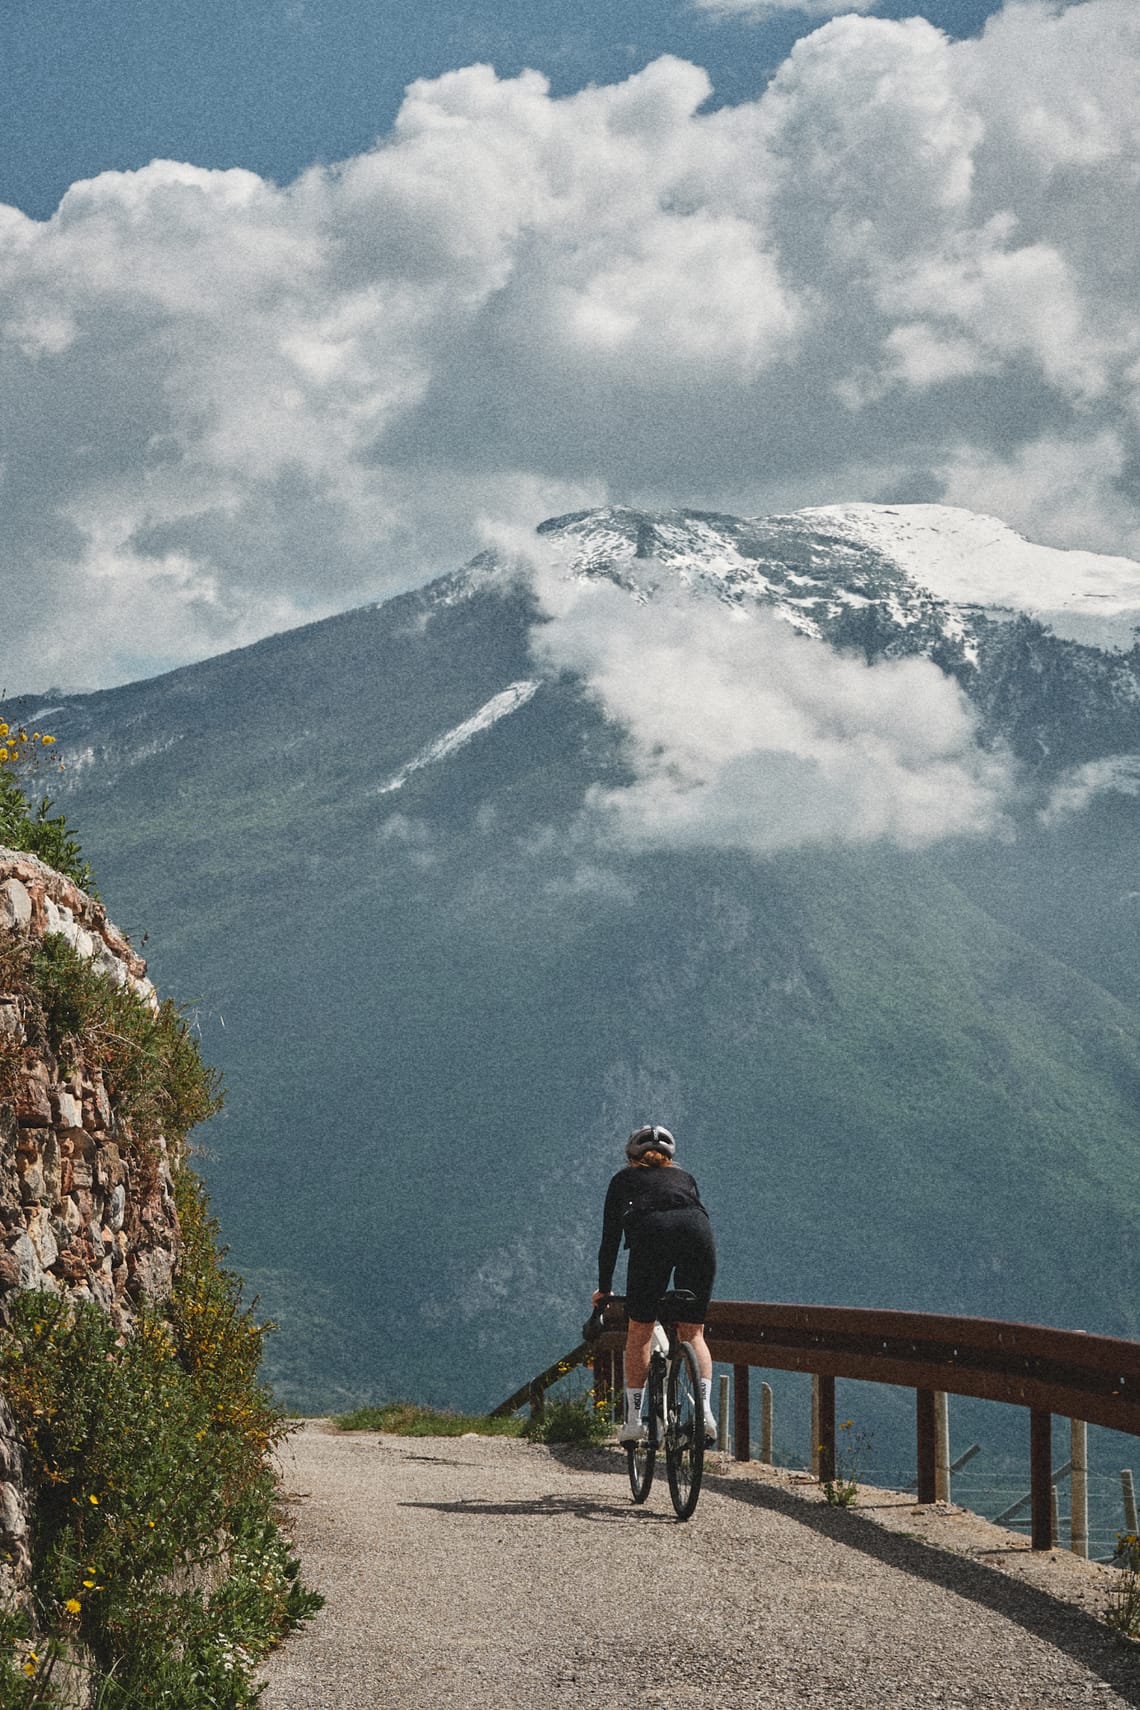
[592,1123,717,1446]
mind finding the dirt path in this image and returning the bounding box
[260,1421,1140,1710]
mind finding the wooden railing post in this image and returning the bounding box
[916,1389,936,1503]
[1031,1409,1053,1550]
[817,1374,836,1485]
[811,1377,820,1477]
[733,1363,750,1462]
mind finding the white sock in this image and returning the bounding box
[625,1386,645,1422]
[700,1378,714,1416]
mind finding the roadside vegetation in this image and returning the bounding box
[0,727,94,892]
[336,1402,525,1438]
[0,744,322,1708]
[337,1378,611,1447]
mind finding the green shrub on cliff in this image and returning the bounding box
[0,912,320,1705]
[0,728,94,893]
[27,936,222,1156]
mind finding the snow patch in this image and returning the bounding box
[376,680,540,795]
[802,504,1140,652]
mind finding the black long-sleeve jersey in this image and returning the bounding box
[597,1164,708,1294]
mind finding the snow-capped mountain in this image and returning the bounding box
[531,503,1140,777]
[537,499,1140,653]
[6,500,1140,1419]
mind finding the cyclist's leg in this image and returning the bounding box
[672,1211,715,1359]
[673,1212,717,1436]
[622,1231,673,1439]
[623,1319,656,1389]
[676,1323,712,1381]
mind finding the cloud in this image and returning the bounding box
[1,2,1139,690]
[693,0,876,18]
[529,564,1011,855]
[1040,756,1140,827]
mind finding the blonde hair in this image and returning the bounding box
[632,1150,674,1169]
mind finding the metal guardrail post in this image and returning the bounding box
[717,1374,730,1452]
[1031,1409,1053,1550]
[1123,1468,1138,1535]
[1071,1418,1088,1558]
[761,1380,773,1464]
[935,1392,950,1503]
[733,1364,750,1462]
[916,1389,936,1503]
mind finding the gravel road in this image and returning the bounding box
[260,1422,1140,1709]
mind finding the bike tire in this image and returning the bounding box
[665,1341,704,1520]
[626,1360,661,1504]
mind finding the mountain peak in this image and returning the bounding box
[532,500,1140,656]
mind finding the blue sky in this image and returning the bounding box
[1,0,1136,693]
[3,0,1003,219]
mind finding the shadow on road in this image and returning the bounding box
[704,1469,1140,1706]
[398,1491,674,1525]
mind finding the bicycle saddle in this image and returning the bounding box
[656,1289,698,1319]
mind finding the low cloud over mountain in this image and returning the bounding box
[531,566,1010,854]
[1,0,1138,691]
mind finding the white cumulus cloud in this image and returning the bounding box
[529,565,1010,855]
[0,1,1139,690]
[693,0,877,18]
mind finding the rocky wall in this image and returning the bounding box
[0,847,183,1601]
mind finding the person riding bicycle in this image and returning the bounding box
[592,1123,717,1446]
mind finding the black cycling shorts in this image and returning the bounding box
[624,1206,716,1324]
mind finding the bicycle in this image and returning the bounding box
[610,1288,707,1521]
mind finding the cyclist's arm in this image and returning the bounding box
[596,1175,624,1296]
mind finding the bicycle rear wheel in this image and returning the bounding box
[626,1360,661,1504]
[665,1341,704,1520]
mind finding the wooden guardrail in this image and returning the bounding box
[505,1298,1140,1551]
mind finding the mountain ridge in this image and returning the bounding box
[5,500,1140,1423]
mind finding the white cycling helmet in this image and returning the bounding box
[626,1123,676,1162]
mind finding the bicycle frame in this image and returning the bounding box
[621,1293,706,1520]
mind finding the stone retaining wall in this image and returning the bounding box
[0,847,184,1600]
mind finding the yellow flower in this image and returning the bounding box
[23,1662,35,1679]
[0,723,7,737]
[88,1494,99,1505]
[41,734,56,744]
[83,1579,95,1588]
[65,1598,81,1614]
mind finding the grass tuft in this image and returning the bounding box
[335,1402,525,1437]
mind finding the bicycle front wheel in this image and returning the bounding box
[627,1361,661,1504]
[665,1341,704,1520]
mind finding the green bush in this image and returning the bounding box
[522,1389,610,1447]
[0,767,95,895]
[1107,1533,1140,1640]
[27,936,222,1156]
[0,883,320,1706]
[0,1282,320,1709]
